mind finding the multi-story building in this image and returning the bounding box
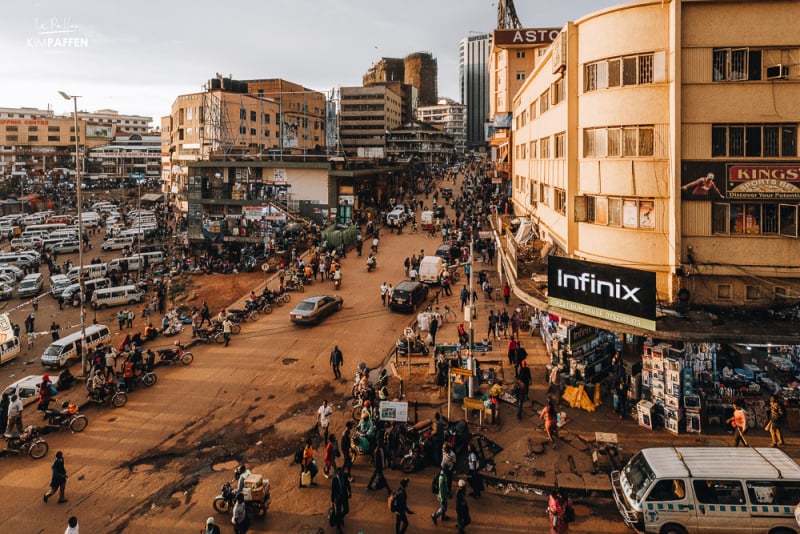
[363,52,438,107]
[88,134,161,181]
[0,106,152,177]
[459,33,492,150]
[75,109,152,135]
[386,121,455,164]
[509,0,800,333]
[488,28,560,180]
[338,85,403,158]
[416,98,466,153]
[161,76,326,210]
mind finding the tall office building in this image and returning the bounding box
[459,33,492,150]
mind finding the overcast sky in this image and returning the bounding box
[2,0,619,125]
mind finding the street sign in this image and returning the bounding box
[379,401,409,422]
[463,397,484,410]
[403,327,415,339]
[450,367,473,377]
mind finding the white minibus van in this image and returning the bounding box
[67,263,107,282]
[0,336,20,365]
[91,285,144,309]
[40,324,111,369]
[612,446,800,534]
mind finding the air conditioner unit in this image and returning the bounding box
[551,32,566,74]
[766,64,788,80]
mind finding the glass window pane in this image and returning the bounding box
[763,204,778,234]
[712,203,729,234]
[608,198,621,226]
[745,126,762,157]
[623,57,638,86]
[748,50,762,81]
[713,49,728,81]
[730,49,748,80]
[623,128,638,156]
[730,204,745,234]
[763,126,779,157]
[595,197,608,225]
[639,127,654,156]
[782,126,797,157]
[729,126,744,157]
[712,126,727,157]
[639,55,654,84]
[779,204,798,237]
[608,59,621,87]
[608,129,621,156]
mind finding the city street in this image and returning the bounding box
[0,215,628,532]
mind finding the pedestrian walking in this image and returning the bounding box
[203,516,221,534]
[387,283,394,304]
[547,487,575,534]
[767,395,785,447]
[455,479,471,533]
[222,317,233,347]
[429,316,439,346]
[317,399,332,444]
[231,492,248,534]
[50,321,60,342]
[380,282,388,306]
[330,467,351,534]
[0,392,9,437]
[200,301,211,327]
[117,310,126,331]
[44,450,68,503]
[466,444,484,497]
[341,421,354,481]
[393,477,414,534]
[330,345,343,379]
[32,296,38,311]
[540,399,560,449]
[367,438,390,493]
[323,434,338,478]
[64,516,79,534]
[517,360,531,419]
[502,283,510,305]
[299,438,319,487]
[431,469,450,524]
[7,394,23,433]
[727,400,749,447]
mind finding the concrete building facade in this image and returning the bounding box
[460,33,492,150]
[363,52,438,107]
[416,98,466,153]
[338,85,403,159]
[510,0,800,315]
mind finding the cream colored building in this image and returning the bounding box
[511,0,800,311]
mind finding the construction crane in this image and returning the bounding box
[497,0,522,29]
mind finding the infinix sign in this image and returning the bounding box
[548,256,656,331]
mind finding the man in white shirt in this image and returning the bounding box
[7,394,23,433]
[317,400,332,443]
[64,516,79,534]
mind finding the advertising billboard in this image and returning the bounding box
[681,161,800,200]
[86,124,112,139]
[547,256,656,331]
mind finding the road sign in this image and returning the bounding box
[463,397,485,411]
[403,327,415,339]
[450,367,473,377]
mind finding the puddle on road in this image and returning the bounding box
[212,460,240,472]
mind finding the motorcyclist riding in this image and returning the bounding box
[366,254,376,271]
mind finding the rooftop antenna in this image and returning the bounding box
[497,0,522,29]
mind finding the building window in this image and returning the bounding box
[263,113,271,124]
[713,48,762,81]
[6,135,17,142]
[554,188,566,214]
[713,202,781,236]
[775,286,790,299]
[780,204,798,237]
[47,126,59,132]
[530,182,538,205]
[27,136,38,142]
[516,51,526,58]
[608,198,622,226]
[746,285,761,300]
[5,125,17,132]
[47,136,59,142]
[516,72,526,81]
[552,78,565,105]
[239,126,246,135]
[554,132,566,158]
[711,124,797,158]
[28,125,38,132]
[586,53,655,92]
[530,140,537,159]
[240,108,247,120]
[540,137,550,159]
[717,285,733,300]
[186,107,193,120]
[264,130,270,137]
[250,111,257,122]
[584,126,652,157]
[250,128,256,136]
[539,90,550,114]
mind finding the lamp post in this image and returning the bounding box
[59,90,87,376]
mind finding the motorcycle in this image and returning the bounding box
[284,278,304,293]
[213,465,271,520]
[156,342,194,365]
[196,325,224,344]
[2,425,49,459]
[43,401,89,433]
[366,257,377,272]
[87,381,128,408]
[395,336,430,356]
[399,435,436,473]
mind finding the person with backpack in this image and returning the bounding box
[431,469,450,524]
[391,477,414,534]
[330,467,350,534]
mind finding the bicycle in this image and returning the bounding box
[439,305,456,323]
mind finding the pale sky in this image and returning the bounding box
[1,0,620,125]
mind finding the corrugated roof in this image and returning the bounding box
[641,447,800,480]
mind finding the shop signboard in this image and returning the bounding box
[547,256,656,331]
[379,401,408,422]
[681,161,800,200]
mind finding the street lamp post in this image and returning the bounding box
[59,91,87,376]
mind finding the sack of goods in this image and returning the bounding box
[242,473,268,501]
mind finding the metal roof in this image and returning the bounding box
[641,447,800,480]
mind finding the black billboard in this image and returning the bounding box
[547,256,656,331]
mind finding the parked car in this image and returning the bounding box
[289,295,344,325]
[50,240,81,254]
[0,282,13,300]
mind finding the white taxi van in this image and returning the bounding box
[612,446,800,534]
